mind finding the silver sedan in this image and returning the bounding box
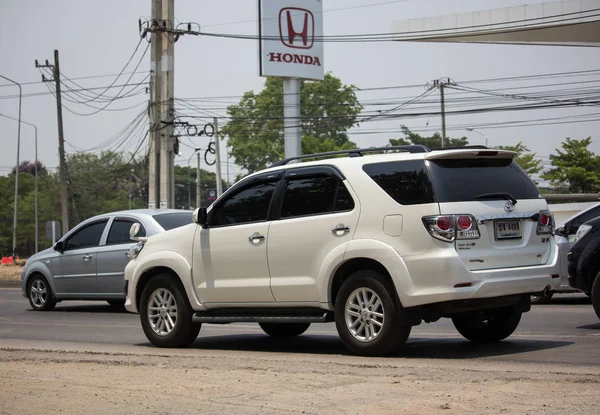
[21,209,193,311]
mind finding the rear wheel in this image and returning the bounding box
[591,272,600,320]
[27,275,56,311]
[259,323,310,338]
[452,306,522,343]
[139,274,201,348]
[334,270,410,357]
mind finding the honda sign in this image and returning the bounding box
[259,0,324,80]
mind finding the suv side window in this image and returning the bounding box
[64,221,107,251]
[211,181,277,227]
[281,176,355,219]
[106,219,146,245]
[363,160,435,205]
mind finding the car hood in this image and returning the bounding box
[25,247,56,265]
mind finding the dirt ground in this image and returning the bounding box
[0,264,22,280]
[0,347,598,415]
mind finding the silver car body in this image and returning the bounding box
[554,202,600,293]
[21,209,193,302]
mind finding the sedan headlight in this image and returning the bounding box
[127,242,144,260]
[574,224,592,242]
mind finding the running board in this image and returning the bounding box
[192,309,333,324]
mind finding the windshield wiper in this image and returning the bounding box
[473,192,517,205]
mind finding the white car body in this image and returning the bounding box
[124,146,560,355]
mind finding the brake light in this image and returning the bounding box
[422,214,480,243]
[536,210,554,235]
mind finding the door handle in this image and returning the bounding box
[248,233,265,243]
[83,254,93,261]
[332,224,350,236]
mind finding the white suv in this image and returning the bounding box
[124,146,559,356]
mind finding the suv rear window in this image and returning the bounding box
[428,158,541,202]
[153,212,193,230]
[363,158,540,205]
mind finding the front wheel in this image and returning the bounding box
[139,274,201,348]
[259,322,310,338]
[334,270,410,357]
[591,272,600,320]
[452,307,522,343]
[27,275,56,311]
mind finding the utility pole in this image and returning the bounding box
[147,0,162,209]
[36,52,69,234]
[159,0,176,209]
[213,117,223,197]
[427,78,455,148]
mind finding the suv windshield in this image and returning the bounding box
[153,212,193,230]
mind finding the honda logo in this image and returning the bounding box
[279,7,314,49]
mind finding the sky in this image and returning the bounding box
[0,0,599,184]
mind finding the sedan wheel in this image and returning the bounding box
[28,275,56,311]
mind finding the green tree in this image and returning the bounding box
[495,142,543,177]
[542,137,600,193]
[222,73,363,173]
[389,125,469,148]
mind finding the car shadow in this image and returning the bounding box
[538,295,592,305]
[28,303,128,314]
[577,322,600,330]
[136,334,572,359]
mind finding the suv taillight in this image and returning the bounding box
[422,214,480,243]
[537,210,554,235]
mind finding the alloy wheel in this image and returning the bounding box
[344,287,385,342]
[147,288,178,336]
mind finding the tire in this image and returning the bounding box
[531,289,554,304]
[259,322,311,338]
[591,271,600,320]
[334,270,411,357]
[27,274,57,311]
[452,306,522,343]
[139,273,201,348]
[107,300,125,307]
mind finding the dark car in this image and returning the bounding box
[567,216,600,319]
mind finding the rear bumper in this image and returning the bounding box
[380,241,560,308]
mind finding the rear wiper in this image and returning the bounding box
[473,193,517,205]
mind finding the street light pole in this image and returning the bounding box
[0,113,39,253]
[0,75,22,262]
[466,127,488,147]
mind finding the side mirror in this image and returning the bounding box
[53,241,64,253]
[129,223,141,241]
[193,207,208,228]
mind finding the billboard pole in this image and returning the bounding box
[283,79,301,158]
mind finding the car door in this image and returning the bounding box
[53,219,108,295]
[96,217,146,295]
[267,167,360,302]
[557,205,600,279]
[193,173,281,304]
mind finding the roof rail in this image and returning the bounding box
[270,145,430,167]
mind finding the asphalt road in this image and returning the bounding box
[1,288,599,365]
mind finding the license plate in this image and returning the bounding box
[494,220,522,240]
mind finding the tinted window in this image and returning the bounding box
[212,181,277,226]
[153,212,193,231]
[362,160,435,205]
[281,176,354,218]
[65,221,107,250]
[428,159,541,202]
[571,206,600,231]
[106,220,146,245]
